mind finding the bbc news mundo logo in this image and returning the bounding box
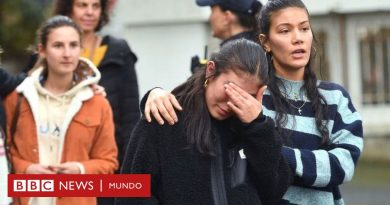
[8,174,150,197]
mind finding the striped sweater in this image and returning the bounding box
[262,77,363,205]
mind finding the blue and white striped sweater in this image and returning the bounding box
[262,79,363,205]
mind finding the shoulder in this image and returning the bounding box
[318,81,353,103]
[317,81,359,115]
[83,94,111,111]
[4,90,20,106]
[102,35,137,62]
[135,113,185,141]
[103,35,128,47]
[318,81,349,94]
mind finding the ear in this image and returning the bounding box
[205,61,216,78]
[225,10,235,24]
[38,43,46,59]
[258,34,271,52]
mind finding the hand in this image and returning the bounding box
[26,164,56,174]
[145,88,182,125]
[48,162,81,174]
[224,82,267,123]
[91,84,106,97]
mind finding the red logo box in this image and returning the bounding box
[8,174,150,197]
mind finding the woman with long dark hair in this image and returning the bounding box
[118,39,292,205]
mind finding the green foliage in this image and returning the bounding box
[0,0,52,61]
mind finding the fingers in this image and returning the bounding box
[226,82,252,99]
[224,82,263,123]
[144,88,182,125]
[49,163,80,174]
[156,98,175,125]
[144,101,152,123]
[170,94,183,111]
[224,84,246,109]
[227,101,242,116]
[90,84,107,97]
[26,164,56,174]
[149,103,164,125]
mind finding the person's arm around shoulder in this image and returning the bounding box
[141,88,182,125]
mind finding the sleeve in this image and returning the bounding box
[281,88,363,188]
[115,120,161,205]
[22,53,38,74]
[240,114,293,205]
[117,41,141,168]
[3,92,34,174]
[0,68,25,98]
[81,98,119,174]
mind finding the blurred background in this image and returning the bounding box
[1,0,390,204]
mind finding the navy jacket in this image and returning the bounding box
[0,68,25,128]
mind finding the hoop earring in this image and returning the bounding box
[204,79,209,88]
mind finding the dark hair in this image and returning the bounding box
[256,0,330,145]
[39,15,82,47]
[53,0,109,32]
[221,1,262,30]
[172,39,268,156]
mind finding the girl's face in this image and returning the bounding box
[205,63,260,120]
[71,0,102,33]
[209,5,229,40]
[262,7,313,80]
[39,26,81,76]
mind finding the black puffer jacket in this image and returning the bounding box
[0,68,25,128]
[98,35,140,169]
[118,112,292,205]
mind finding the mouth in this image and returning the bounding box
[291,49,306,58]
[60,62,73,65]
[217,105,229,116]
[81,20,96,25]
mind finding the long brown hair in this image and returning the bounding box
[172,39,268,156]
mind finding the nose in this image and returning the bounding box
[292,29,303,44]
[86,5,93,15]
[63,46,71,57]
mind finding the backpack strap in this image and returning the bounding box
[10,93,23,140]
[5,93,23,174]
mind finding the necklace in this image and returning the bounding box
[286,99,306,115]
[282,91,307,115]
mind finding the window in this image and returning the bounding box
[313,31,330,81]
[359,28,390,104]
